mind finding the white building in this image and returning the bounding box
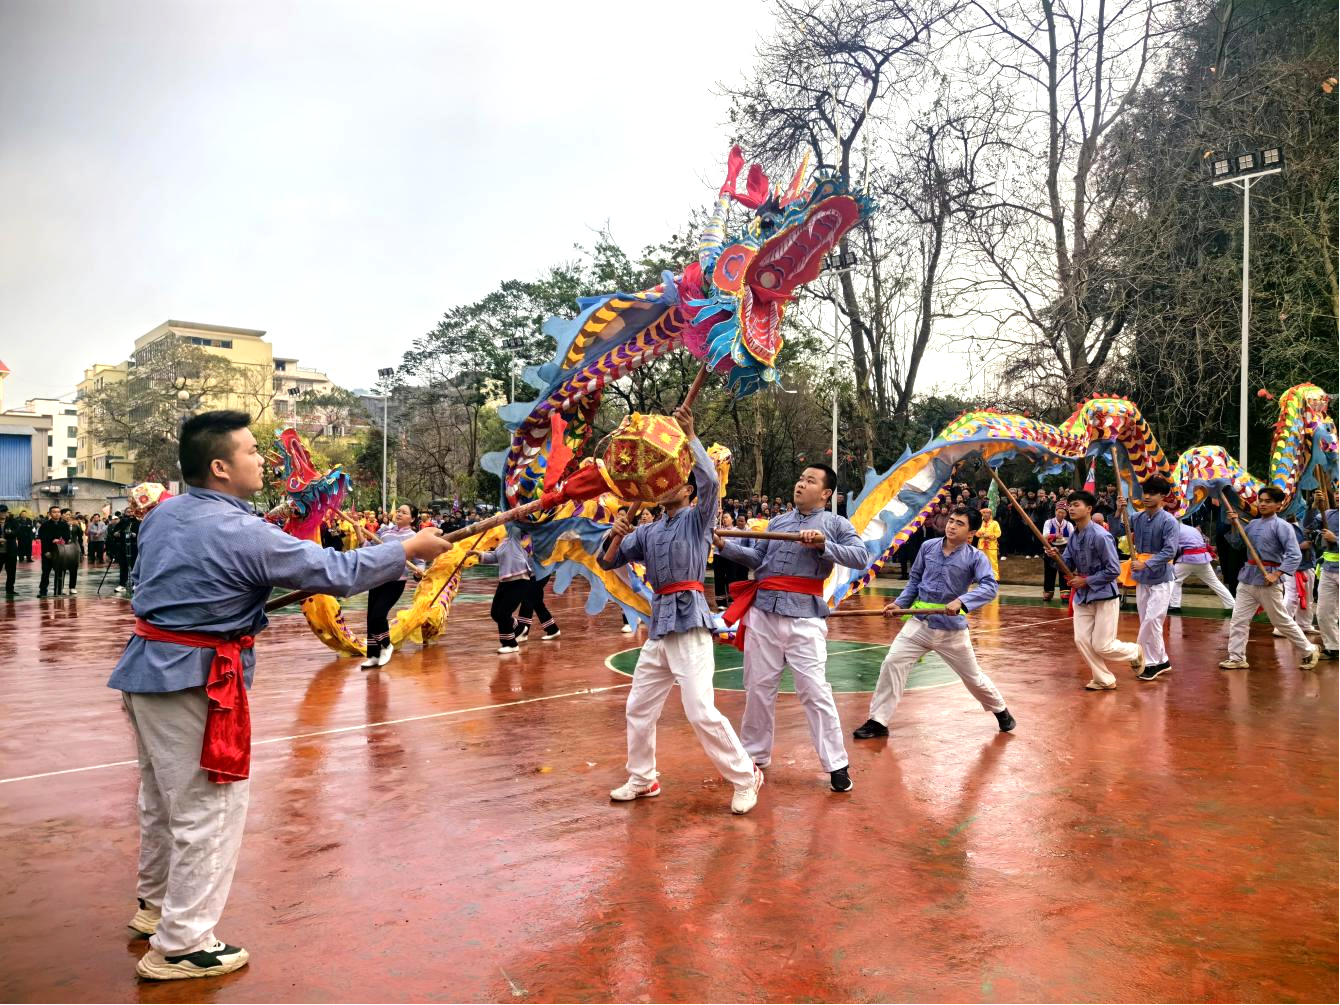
[4,394,80,480]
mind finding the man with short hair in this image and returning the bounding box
[1218,486,1321,671]
[715,464,869,792]
[853,505,1015,738]
[1130,477,1181,681]
[1041,504,1073,602]
[109,410,451,981]
[56,508,82,595]
[1063,491,1142,690]
[37,505,64,598]
[0,505,17,596]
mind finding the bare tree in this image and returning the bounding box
[726,0,961,465]
[956,0,1196,409]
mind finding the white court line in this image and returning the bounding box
[1,613,1072,787]
[0,683,632,787]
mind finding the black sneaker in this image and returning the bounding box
[1323,649,1339,660]
[1137,662,1170,681]
[136,940,249,980]
[829,767,853,792]
[852,718,888,739]
[994,708,1016,732]
[1168,606,1182,614]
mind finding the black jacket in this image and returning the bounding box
[38,517,66,554]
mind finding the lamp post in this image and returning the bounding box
[377,367,394,513]
[1209,146,1284,473]
[823,251,859,513]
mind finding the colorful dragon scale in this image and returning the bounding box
[826,384,1338,609]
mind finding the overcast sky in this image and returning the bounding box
[0,0,783,404]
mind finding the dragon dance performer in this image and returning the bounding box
[1169,520,1234,611]
[975,505,1002,579]
[1218,486,1321,671]
[476,527,557,653]
[108,411,450,981]
[852,506,1015,740]
[515,555,561,643]
[598,404,763,815]
[1128,476,1181,681]
[1062,491,1143,691]
[715,464,868,793]
[360,503,425,670]
[1318,506,1338,660]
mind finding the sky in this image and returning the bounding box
[0,0,787,404]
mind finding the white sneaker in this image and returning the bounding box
[114,586,126,594]
[1218,656,1251,669]
[66,588,76,596]
[1271,628,1284,637]
[377,644,394,667]
[359,657,379,670]
[620,623,634,634]
[1084,680,1117,691]
[541,629,561,641]
[515,628,530,644]
[497,644,519,654]
[731,767,764,814]
[1301,645,1321,670]
[1128,646,1144,671]
[136,940,249,980]
[610,778,661,802]
[128,899,160,936]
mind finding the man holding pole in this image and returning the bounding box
[597,404,762,814]
[1218,485,1321,670]
[852,505,1014,738]
[1129,477,1181,681]
[714,464,869,793]
[1062,490,1143,690]
[109,411,451,980]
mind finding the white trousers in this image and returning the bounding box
[1170,562,1234,609]
[1318,569,1338,651]
[1284,569,1317,630]
[1135,581,1173,665]
[625,628,754,789]
[740,608,848,772]
[1073,598,1141,686]
[123,688,251,956]
[869,620,1006,725]
[1226,582,1313,660]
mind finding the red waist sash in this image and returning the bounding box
[722,576,825,651]
[654,580,705,596]
[1180,546,1211,558]
[134,618,255,784]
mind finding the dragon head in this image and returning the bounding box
[682,146,874,394]
[270,427,351,541]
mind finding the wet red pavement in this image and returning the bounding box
[0,563,1336,1002]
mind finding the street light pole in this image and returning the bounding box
[377,367,394,513]
[1210,147,1283,473]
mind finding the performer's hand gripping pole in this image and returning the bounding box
[986,466,1074,580]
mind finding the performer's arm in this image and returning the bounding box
[958,551,998,612]
[239,519,416,596]
[893,547,927,609]
[688,438,719,528]
[598,525,643,571]
[716,536,764,569]
[822,516,872,570]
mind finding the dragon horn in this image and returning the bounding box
[781,151,810,205]
[719,145,745,196]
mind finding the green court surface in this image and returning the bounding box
[605,640,958,693]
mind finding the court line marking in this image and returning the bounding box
[0,683,633,787]
[1,614,1073,787]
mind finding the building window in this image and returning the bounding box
[67,425,77,437]
[48,454,53,467]
[66,467,76,478]
[78,461,85,474]
[47,434,53,447]
[67,446,77,458]
[275,361,286,372]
